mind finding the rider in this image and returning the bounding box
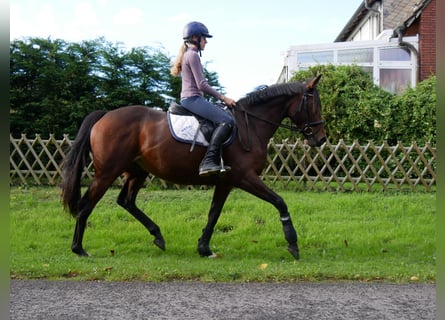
[171,21,237,177]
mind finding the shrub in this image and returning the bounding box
[389,75,436,145]
[285,65,435,145]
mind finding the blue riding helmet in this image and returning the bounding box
[183,21,213,40]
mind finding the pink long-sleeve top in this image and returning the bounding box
[180,47,222,100]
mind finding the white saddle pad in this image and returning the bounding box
[167,112,209,146]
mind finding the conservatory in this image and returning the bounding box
[278,33,418,94]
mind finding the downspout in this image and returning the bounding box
[394,27,419,85]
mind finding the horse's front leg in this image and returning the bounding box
[238,174,299,260]
[198,184,232,257]
[280,214,299,260]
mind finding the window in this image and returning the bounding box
[338,48,373,63]
[297,51,333,64]
[360,66,373,75]
[379,69,411,93]
[380,48,411,61]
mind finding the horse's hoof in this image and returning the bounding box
[199,251,220,258]
[287,244,300,260]
[72,247,90,257]
[198,250,213,257]
[197,242,213,257]
[153,237,166,251]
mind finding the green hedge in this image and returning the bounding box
[278,65,436,145]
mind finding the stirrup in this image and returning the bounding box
[199,165,231,177]
[219,158,231,175]
[199,157,231,177]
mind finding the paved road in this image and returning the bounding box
[10,280,435,319]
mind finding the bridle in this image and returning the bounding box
[235,90,324,151]
[290,91,325,136]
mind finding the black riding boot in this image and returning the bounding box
[199,123,232,176]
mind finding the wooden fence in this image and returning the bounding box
[10,134,436,192]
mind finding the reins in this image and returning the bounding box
[235,92,324,152]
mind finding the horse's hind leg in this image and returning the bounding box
[72,178,113,256]
[117,172,165,251]
[197,183,233,257]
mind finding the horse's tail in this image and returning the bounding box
[61,110,107,217]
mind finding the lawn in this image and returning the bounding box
[9,187,436,283]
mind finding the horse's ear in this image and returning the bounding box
[306,74,322,90]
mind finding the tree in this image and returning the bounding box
[10,37,225,138]
[10,38,105,136]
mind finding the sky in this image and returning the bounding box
[10,0,362,100]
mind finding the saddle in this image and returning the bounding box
[167,102,235,151]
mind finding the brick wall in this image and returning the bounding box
[419,0,436,80]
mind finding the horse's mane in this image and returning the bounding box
[238,82,305,107]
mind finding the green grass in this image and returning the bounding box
[10,187,436,283]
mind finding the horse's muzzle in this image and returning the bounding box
[306,135,326,147]
[318,136,327,146]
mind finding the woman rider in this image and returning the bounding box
[171,21,237,177]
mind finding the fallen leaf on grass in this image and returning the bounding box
[259,263,268,270]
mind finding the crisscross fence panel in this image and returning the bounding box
[10,134,436,192]
[264,139,436,191]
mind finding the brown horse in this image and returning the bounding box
[61,75,326,260]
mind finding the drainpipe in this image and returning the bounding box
[394,26,419,85]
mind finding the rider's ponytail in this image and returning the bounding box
[170,43,187,77]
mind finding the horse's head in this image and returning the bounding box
[289,75,326,147]
[236,79,326,149]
